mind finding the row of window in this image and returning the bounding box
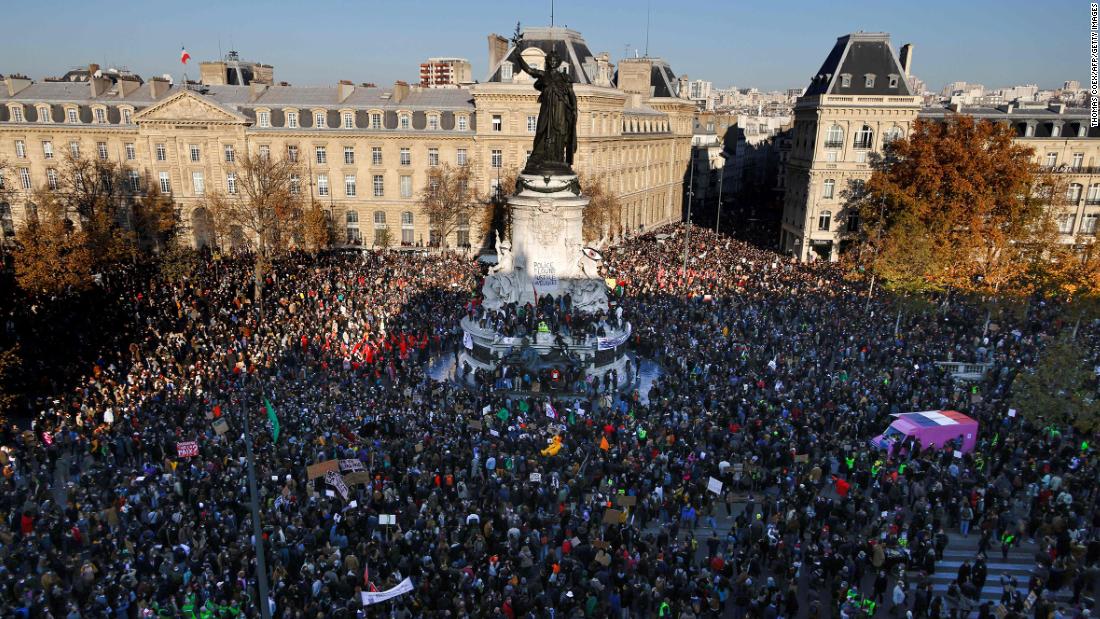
[822,124,904,150]
[7,103,134,126]
[1045,152,1088,169]
[343,210,470,247]
[13,139,136,162]
[255,109,470,132]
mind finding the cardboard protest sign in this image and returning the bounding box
[324,470,349,501]
[176,441,199,458]
[602,508,623,525]
[343,471,372,486]
[595,550,611,566]
[707,477,724,495]
[212,418,230,436]
[615,495,637,507]
[468,420,483,431]
[529,473,542,482]
[307,460,340,480]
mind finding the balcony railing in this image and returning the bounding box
[823,141,844,149]
[1041,165,1100,174]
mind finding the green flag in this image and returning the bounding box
[265,399,280,443]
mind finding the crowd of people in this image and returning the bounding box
[0,224,1097,618]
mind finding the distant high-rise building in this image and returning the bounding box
[419,57,473,88]
[1064,80,1081,91]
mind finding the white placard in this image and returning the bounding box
[379,514,396,525]
[361,577,414,606]
[1008,408,1017,418]
[707,477,723,495]
[953,450,963,459]
[530,473,542,483]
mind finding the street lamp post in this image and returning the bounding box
[682,151,696,289]
[714,151,726,234]
[240,376,272,619]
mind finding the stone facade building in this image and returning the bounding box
[781,32,1100,261]
[0,27,694,251]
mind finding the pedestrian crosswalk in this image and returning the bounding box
[928,532,1075,614]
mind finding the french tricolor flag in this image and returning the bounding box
[180,47,191,65]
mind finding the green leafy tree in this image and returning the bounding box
[1011,336,1100,431]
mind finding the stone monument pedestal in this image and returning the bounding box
[458,172,630,386]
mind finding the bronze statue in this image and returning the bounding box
[510,29,577,175]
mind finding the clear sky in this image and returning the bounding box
[0,0,1083,93]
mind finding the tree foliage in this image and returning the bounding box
[204,152,303,299]
[580,173,621,243]
[0,344,18,423]
[1011,335,1100,431]
[300,201,333,255]
[132,185,178,253]
[849,116,1062,296]
[420,163,483,248]
[13,190,95,294]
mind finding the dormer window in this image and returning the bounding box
[314,111,326,128]
[399,114,410,130]
[257,110,271,128]
[287,111,298,128]
[9,105,23,123]
[840,74,851,88]
[94,107,106,124]
[38,106,50,122]
[888,74,899,89]
[121,108,133,125]
[369,112,382,129]
[427,114,440,130]
[501,63,513,81]
[864,74,875,88]
[66,107,79,123]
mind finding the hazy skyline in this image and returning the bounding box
[0,0,1084,93]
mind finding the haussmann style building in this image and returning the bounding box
[780,32,1099,261]
[0,27,695,252]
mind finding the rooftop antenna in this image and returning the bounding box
[644,0,651,57]
[550,0,554,27]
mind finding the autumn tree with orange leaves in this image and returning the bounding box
[848,116,1065,296]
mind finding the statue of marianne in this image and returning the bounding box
[510,29,578,175]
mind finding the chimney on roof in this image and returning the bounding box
[249,81,268,101]
[5,75,31,97]
[338,80,355,103]
[393,80,410,104]
[149,76,170,99]
[118,76,142,97]
[678,75,690,99]
[88,64,111,98]
[899,44,914,77]
[488,33,509,74]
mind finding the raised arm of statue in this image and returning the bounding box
[512,49,542,79]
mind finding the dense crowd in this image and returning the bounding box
[0,224,1098,619]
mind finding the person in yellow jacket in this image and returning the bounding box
[540,435,563,456]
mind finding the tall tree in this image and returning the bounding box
[420,163,484,248]
[131,184,178,253]
[13,189,95,295]
[0,344,18,424]
[848,116,1061,296]
[1011,335,1100,432]
[579,173,622,242]
[204,152,304,301]
[300,201,333,255]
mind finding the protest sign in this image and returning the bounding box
[602,508,623,524]
[707,477,723,495]
[339,459,364,472]
[361,577,414,606]
[379,514,397,525]
[529,472,541,483]
[324,471,349,501]
[176,441,198,458]
[343,471,372,486]
[794,454,809,463]
[306,460,340,480]
[615,495,637,507]
[212,418,229,436]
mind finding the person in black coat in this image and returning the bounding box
[971,556,988,597]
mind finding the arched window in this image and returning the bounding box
[401,211,414,245]
[884,126,904,144]
[818,210,832,231]
[824,125,844,149]
[345,211,361,244]
[853,125,874,149]
[822,179,836,199]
